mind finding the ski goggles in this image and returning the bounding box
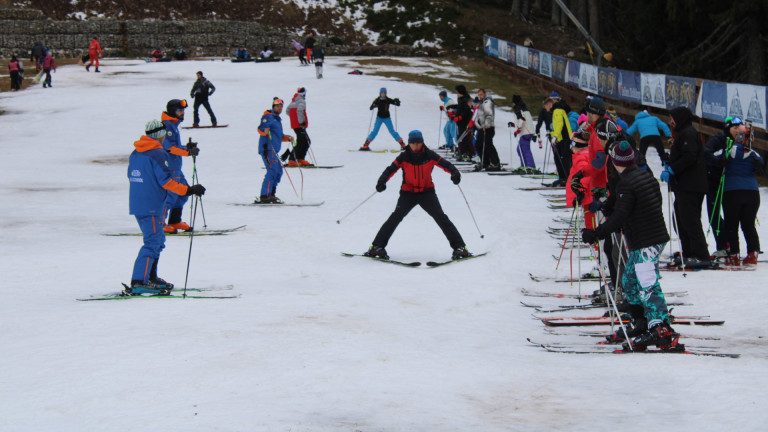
[179,99,188,108]
[273,98,284,106]
[724,116,743,129]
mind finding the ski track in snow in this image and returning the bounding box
[1,57,767,431]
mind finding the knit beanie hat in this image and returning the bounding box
[407,130,424,144]
[585,97,606,115]
[455,84,468,96]
[609,140,635,167]
[439,90,447,98]
[549,91,561,100]
[571,130,590,147]
[380,87,387,95]
[297,87,306,96]
[145,120,166,139]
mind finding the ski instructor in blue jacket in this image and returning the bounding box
[257,97,292,203]
[128,120,206,294]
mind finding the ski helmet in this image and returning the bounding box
[166,99,188,116]
[145,119,166,139]
[585,97,606,116]
[595,118,619,141]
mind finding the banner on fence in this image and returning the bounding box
[579,63,599,94]
[665,75,697,111]
[598,67,619,100]
[617,70,642,103]
[515,46,529,69]
[551,55,567,83]
[539,52,552,78]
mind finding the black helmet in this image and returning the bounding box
[595,118,619,141]
[585,97,606,116]
[166,99,188,116]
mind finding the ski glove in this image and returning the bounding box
[440,106,445,111]
[588,200,604,214]
[393,98,401,106]
[591,187,608,200]
[376,181,386,192]
[572,190,585,207]
[186,184,206,196]
[570,171,584,194]
[581,228,598,244]
[514,129,521,137]
[660,163,674,183]
[508,121,515,128]
[451,172,461,185]
[187,147,200,156]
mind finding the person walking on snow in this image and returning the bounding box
[128,119,205,294]
[474,89,501,171]
[257,98,292,203]
[190,71,217,127]
[511,95,537,171]
[282,87,312,166]
[364,130,471,261]
[8,55,23,91]
[41,49,55,88]
[161,99,199,233]
[439,90,458,151]
[581,141,679,351]
[360,88,404,151]
[86,36,103,72]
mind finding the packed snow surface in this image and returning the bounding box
[1,57,767,431]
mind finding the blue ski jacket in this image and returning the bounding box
[128,136,188,216]
[626,111,671,138]
[258,109,285,155]
[161,112,192,173]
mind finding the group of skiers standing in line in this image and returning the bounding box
[527,90,764,351]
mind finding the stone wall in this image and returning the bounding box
[0,8,430,59]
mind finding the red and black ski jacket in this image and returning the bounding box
[378,146,459,193]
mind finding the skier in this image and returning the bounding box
[606,106,629,131]
[86,36,103,72]
[454,84,475,161]
[161,99,199,233]
[534,94,553,146]
[360,88,404,151]
[549,95,574,186]
[313,46,325,79]
[566,130,593,212]
[257,98,292,203]
[290,39,307,65]
[703,116,742,257]
[282,87,312,166]
[511,94,536,172]
[659,107,711,268]
[363,130,471,261]
[474,89,501,171]
[30,42,44,72]
[304,32,316,63]
[190,71,217,127]
[626,107,672,165]
[439,90,458,151]
[128,119,205,294]
[8,55,23,91]
[41,49,55,88]
[715,121,763,266]
[581,141,679,351]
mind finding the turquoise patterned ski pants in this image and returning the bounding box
[622,243,670,328]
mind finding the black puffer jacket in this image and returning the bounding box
[668,107,707,193]
[594,164,670,250]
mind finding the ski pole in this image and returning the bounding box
[668,186,687,276]
[267,133,299,199]
[457,184,484,239]
[336,191,377,224]
[555,204,578,270]
[182,193,200,298]
[436,110,443,149]
[367,109,374,136]
[588,241,633,350]
[189,153,207,228]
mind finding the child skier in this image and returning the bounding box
[161,99,199,233]
[128,120,205,294]
[360,88,404,151]
[364,130,471,261]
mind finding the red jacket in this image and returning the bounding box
[88,39,103,56]
[566,147,593,208]
[585,120,608,190]
[378,146,459,193]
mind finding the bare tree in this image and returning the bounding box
[587,0,599,43]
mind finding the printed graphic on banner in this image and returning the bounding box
[617,70,641,103]
[665,75,697,111]
[696,81,727,121]
[551,55,567,82]
[527,49,540,73]
[598,67,618,99]
[516,46,529,69]
[566,60,580,87]
[728,84,767,129]
[505,43,517,65]
[497,40,509,62]
[579,64,598,93]
[484,36,497,57]
[641,73,666,108]
[540,52,552,78]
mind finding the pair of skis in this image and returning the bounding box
[77,284,239,301]
[341,252,488,268]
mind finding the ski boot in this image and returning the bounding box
[150,277,175,291]
[257,195,281,204]
[622,323,683,351]
[725,254,741,266]
[398,138,406,150]
[359,140,372,151]
[452,246,471,260]
[95,67,100,73]
[85,64,90,72]
[605,316,646,344]
[742,251,758,266]
[298,159,312,166]
[286,160,300,167]
[363,245,389,260]
[125,280,172,296]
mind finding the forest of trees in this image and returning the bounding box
[3,0,766,85]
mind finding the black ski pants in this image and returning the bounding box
[193,97,217,126]
[639,135,668,164]
[552,138,572,180]
[282,128,311,161]
[673,191,710,261]
[476,127,500,168]
[457,124,474,157]
[373,189,465,249]
[722,189,761,255]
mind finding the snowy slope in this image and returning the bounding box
[1,57,767,432]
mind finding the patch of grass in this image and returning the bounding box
[355,58,410,67]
